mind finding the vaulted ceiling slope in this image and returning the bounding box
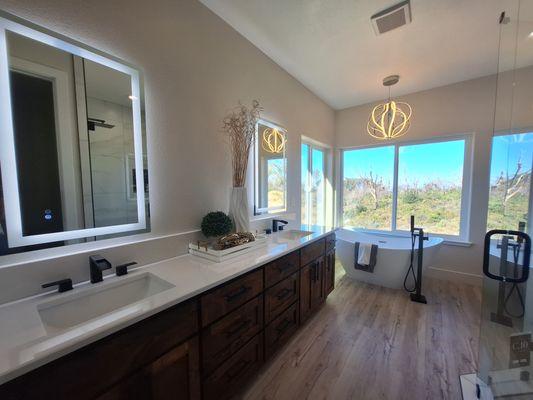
[200,0,533,110]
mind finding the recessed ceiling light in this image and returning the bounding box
[528,31,533,38]
[128,95,138,100]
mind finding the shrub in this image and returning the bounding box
[201,211,233,237]
[402,190,420,204]
[355,204,368,214]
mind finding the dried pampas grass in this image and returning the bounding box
[222,100,262,187]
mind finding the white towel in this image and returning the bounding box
[357,242,373,266]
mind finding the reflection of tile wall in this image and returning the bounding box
[86,98,138,228]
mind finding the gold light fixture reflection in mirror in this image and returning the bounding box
[262,127,286,153]
[367,75,412,140]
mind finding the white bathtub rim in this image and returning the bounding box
[336,228,444,251]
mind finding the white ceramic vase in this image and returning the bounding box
[229,187,250,233]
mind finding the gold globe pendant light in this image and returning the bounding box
[262,127,286,153]
[367,75,412,140]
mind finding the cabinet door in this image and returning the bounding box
[324,249,335,297]
[310,256,325,309]
[96,336,201,400]
[300,256,324,324]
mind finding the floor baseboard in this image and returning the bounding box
[427,266,483,286]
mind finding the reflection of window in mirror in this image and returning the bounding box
[0,16,149,254]
[254,120,287,215]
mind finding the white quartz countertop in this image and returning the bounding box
[0,226,335,384]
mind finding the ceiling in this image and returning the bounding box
[200,0,533,110]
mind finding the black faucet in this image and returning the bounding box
[89,255,112,283]
[116,261,137,276]
[42,278,73,293]
[272,219,288,232]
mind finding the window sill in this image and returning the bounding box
[250,211,291,222]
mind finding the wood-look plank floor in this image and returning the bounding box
[242,265,482,400]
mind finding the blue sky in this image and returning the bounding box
[343,140,465,186]
[489,133,533,183]
[342,133,533,187]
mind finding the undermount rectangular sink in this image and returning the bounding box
[38,272,174,332]
[275,230,314,241]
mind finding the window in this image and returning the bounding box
[342,146,394,230]
[342,136,471,238]
[301,144,309,224]
[397,140,466,235]
[301,142,327,226]
[254,120,287,214]
[487,132,533,232]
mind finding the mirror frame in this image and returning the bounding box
[0,15,147,247]
[254,119,287,215]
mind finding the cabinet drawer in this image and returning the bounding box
[202,295,263,376]
[201,270,263,327]
[202,333,264,400]
[300,238,325,266]
[265,272,299,323]
[0,300,199,400]
[325,233,336,253]
[265,302,299,359]
[264,251,299,287]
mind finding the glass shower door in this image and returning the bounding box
[475,2,533,398]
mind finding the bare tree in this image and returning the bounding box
[360,171,383,209]
[495,158,528,205]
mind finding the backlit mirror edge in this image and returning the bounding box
[0,13,148,248]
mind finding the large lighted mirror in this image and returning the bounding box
[254,120,287,215]
[0,15,149,255]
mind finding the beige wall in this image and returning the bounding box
[336,67,533,283]
[0,0,335,302]
[0,0,335,234]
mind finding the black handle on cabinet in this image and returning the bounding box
[42,278,73,293]
[116,262,137,276]
[276,262,296,272]
[275,318,292,335]
[224,359,251,381]
[276,288,293,301]
[225,319,252,338]
[224,286,251,302]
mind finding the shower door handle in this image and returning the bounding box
[482,230,531,283]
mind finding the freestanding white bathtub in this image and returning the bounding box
[336,229,444,289]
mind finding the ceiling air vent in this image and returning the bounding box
[371,0,412,35]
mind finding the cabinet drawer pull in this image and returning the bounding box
[225,319,252,338]
[276,287,293,301]
[224,286,250,302]
[276,262,295,272]
[275,318,292,335]
[224,359,251,381]
[312,262,319,282]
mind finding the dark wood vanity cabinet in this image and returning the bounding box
[0,299,201,400]
[0,233,336,400]
[96,337,201,400]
